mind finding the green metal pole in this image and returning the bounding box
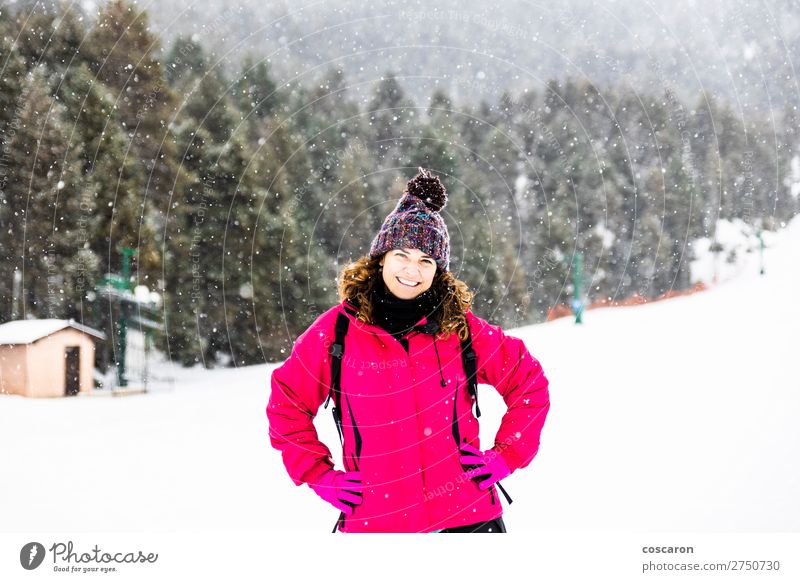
[117,247,136,387]
[573,251,583,324]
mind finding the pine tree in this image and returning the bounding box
[164,35,207,86]
[366,72,418,180]
[659,149,702,294]
[163,118,235,365]
[233,56,280,119]
[162,69,330,365]
[0,8,27,144]
[0,11,27,320]
[414,89,458,173]
[10,1,75,67]
[0,67,85,320]
[86,0,179,220]
[56,63,156,272]
[183,71,238,143]
[0,13,25,320]
[295,67,371,257]
[330,146,375,261]
[212,117,335,364]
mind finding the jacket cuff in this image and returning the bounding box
[297,457,335,487]
[493,444,524,474]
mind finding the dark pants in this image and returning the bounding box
[439,517,506,533]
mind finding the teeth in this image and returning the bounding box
[397,277,420,287]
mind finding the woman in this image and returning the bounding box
[267,168,550,533]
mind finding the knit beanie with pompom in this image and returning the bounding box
[368,167,450,272]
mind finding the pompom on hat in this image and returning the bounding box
[368,167,450,271]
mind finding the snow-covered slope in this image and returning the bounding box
[506,215,800,532]
[1,217,798,533]
[689,218,778,286]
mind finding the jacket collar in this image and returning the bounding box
[341,299,431,338]
[340,299,447,390]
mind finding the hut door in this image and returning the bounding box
[65,347,80,395]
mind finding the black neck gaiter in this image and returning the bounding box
[371,282,440,339]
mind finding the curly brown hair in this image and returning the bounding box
[337,255,474,341]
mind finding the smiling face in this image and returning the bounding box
[379,247,437,299]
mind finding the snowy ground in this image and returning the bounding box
[1,218,798,534]
[689,217,777,286]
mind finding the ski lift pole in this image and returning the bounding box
[758,229,765,275]
[571,251,584,324]
[117,247,136,387]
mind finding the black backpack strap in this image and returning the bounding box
[323,311,350,447]
[332,513,344,533]
[460,318,481,418]
[325,311,351,534]
[495,482,513,505]
[451,385,461,447]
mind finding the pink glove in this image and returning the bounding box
[308,469,363,515]
[459,443,511,490]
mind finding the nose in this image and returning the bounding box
[401,264,422,278]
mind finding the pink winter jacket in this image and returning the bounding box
[266,299,550,533]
